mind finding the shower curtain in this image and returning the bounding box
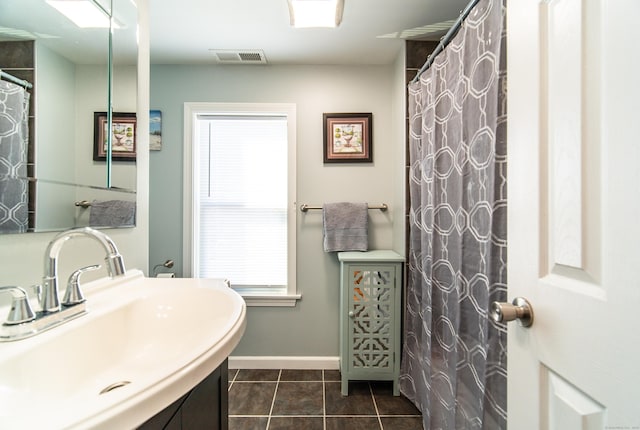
[0,80,30,233]
[399,0,507,429]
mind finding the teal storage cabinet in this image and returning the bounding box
[338,250,404,396]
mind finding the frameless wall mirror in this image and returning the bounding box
[0,0,138,234]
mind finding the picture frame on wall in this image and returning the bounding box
[323,112,372,163]
[93,112,137,161]
[149,109,162,151]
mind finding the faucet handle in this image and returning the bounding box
[0,286,36,325]
[62,264,100,307]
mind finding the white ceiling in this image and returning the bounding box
[1,0,139,64]
[149,0,471,65]
[0,0,470,66]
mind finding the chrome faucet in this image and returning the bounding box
[40,227,126,313]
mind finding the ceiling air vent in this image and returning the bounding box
[210,49,267,64]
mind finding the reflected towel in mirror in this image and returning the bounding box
[89,200,136,227]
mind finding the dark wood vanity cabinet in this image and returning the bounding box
[138,359,229,430]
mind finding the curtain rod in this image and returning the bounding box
[300,203,388,212]
[0,69,33,89]
[410,0,481,84]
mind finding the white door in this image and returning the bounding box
[506,0,640,428]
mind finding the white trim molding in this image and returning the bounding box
[229,356,340,370]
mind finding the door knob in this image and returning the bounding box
[490,297,534,327]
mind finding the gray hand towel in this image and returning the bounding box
[322,202,368,252]
[89,200,136,227]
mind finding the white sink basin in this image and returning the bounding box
[0,270,246,429]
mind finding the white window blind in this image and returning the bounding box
[196,115,288,288]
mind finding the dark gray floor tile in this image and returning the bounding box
[229,416,269,430]
[228,369,238,383]
[229,382,276,415]
[280,369,323,381]
[326,416,382,430]
[325,381,376,416]
[324,370,341,381]
[227,370,423,428]
[235,369,280,381]
[380,416,424,430]
[269,416,324,430]
[272,382,324,415]
[371,382,421,416]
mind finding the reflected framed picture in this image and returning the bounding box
[93,112,137,161]
[323,112,372,163]
[149,109,162,151]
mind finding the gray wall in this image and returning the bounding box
[391,45,407,254]
[149,61,406,357]
[35,43,76,230]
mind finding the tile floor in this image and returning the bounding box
[228,369,423,430]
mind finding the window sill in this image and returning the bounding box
[232,287,301,307]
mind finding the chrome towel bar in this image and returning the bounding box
[300,203,388,212]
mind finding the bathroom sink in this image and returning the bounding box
[0,270,246,429]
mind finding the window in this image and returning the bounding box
[184,103,299,306]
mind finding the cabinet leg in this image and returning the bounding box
[393,379,400,396]
[341,378,349,396]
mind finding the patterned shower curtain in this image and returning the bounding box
[399,0,507,428]
[0,80,30,233]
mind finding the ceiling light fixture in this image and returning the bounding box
[46,0,114,28]
[287,0,344,28]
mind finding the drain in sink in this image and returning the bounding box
[99,380,131,395]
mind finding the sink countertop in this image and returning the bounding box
[0,270,247,429]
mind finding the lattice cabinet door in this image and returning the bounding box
[338,250,404,396]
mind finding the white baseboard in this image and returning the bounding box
[229,356,340,370]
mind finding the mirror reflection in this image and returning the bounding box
[0,0,138,234]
